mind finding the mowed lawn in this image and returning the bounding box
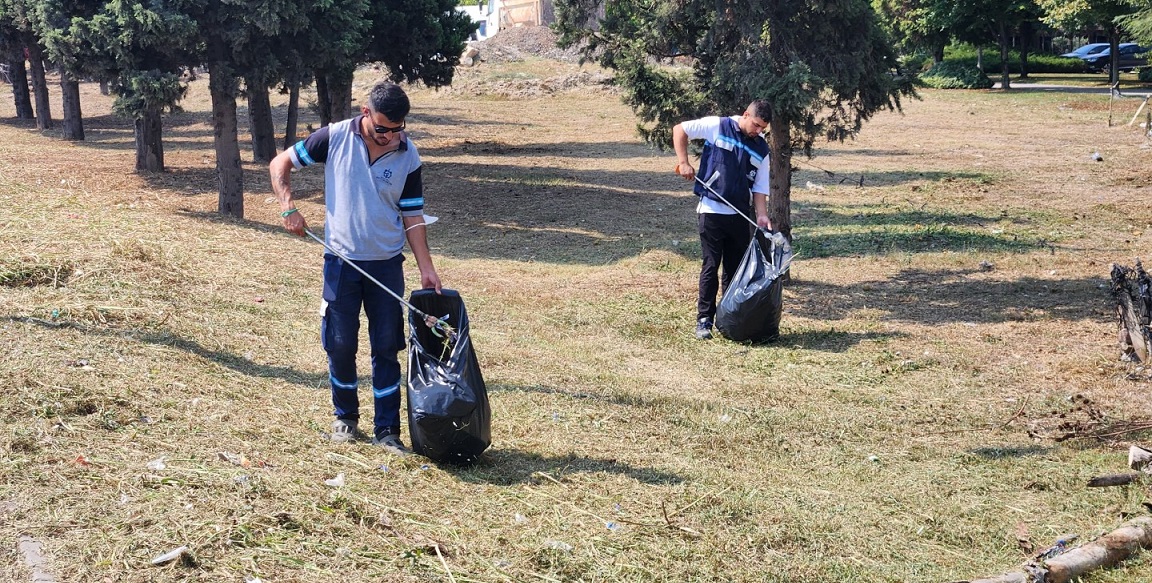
[3,61,1152,582]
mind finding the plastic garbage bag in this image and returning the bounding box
[715,231,791,342]
[406,289,491,463]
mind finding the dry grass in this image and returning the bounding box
[4,61,1152,582]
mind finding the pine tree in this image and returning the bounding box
[555,0,915,240]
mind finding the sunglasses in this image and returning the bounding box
[373,121,406,135]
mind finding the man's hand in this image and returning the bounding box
[421,268,442,293]
[675,162,696,182]
[756,213,772,230]
[282,210,307,237]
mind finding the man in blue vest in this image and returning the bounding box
[268,81,441,455]
[672,101,772,340]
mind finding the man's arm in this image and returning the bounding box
[269,150,307,236]
[753,192,771,230]
[672,123,695,181]
[403,215,441,292]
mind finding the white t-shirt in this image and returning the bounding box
[680,115,771,215]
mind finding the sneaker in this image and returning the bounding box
[695,318,713,340]
[372,433,412,456]
[330,419,358,444]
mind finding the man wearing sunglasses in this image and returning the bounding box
[672,100,772,340]
[269,81,440,455]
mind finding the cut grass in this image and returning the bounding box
[2,60,1152,583]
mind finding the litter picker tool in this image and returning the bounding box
[694,170,764,232]
[694,170,793,266]
[304,229,457,341]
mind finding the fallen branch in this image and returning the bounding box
[1086,473,1142,488]
[970,516,1152,583]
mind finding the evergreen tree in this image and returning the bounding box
[32,0,106,141]
[316,0,473,124]
[0,18,34,119]
[53,1,195,171]
[0,0,52,130]
[555,0,915,239]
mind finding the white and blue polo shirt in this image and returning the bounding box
[290,115,424,261]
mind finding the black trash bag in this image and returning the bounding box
[406,289,491,463]
[715,231,792,342]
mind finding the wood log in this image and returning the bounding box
[1045,517,1152,583]
[1129,445,1152,471]
[970,517,1152,583]
[1087,473,1142,487]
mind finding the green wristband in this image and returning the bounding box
[280,208,298,218]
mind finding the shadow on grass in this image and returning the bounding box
[969,444,1055,459]
[787,268,1108,325]
[449,448,685,486]
[5,315,326,389]
[793,167,994,189]
[771,328,907,352]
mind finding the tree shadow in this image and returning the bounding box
[4,315,326,389]
[447,448,685,486]
[786,269,1109,326]
[969,444,1054,459]
[794,167,995,188]
[767,328,907,352]
[419,138,660,160]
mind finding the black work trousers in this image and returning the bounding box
[697,212,752,322]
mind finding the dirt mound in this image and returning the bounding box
[444,68,616,99]
[471,25,585,64]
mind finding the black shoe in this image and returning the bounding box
[695,318,713,340]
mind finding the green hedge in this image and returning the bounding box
[943,45,1087,74]
[919,61,994,89]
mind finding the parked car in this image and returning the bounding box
[1060,43,1110,59]
[1083,43,1149,72]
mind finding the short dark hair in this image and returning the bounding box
[749,99,772,123]
[367,81,410,122]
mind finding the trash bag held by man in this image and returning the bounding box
[715,231,791,342]
[406,289,491,463]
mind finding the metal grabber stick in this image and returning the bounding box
[304,229,457,340]
[692,170,794,272]
[694,170,762,232]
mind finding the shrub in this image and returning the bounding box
[943,44,1088,74]
[920,61,994,89]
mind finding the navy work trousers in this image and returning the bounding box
[321,253,406,439]
[697,212,752,322]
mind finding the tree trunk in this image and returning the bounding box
[26,42,51,130]
[1108,26,1121,86]
[60,77,83,141]
[315,70,331,127]
[209,66,244,218]
[767,116,792,242]
[283,81,301,149]
[327,68,353,123]
[246,81,277,162]
[9,51,33,119]
[932,43,944,65]
[99,79,109,96]
[1018,21,1034,79]
[134,107,164,172]
[998,22,1011,90]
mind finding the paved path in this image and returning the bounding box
[991,81,1152,97]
